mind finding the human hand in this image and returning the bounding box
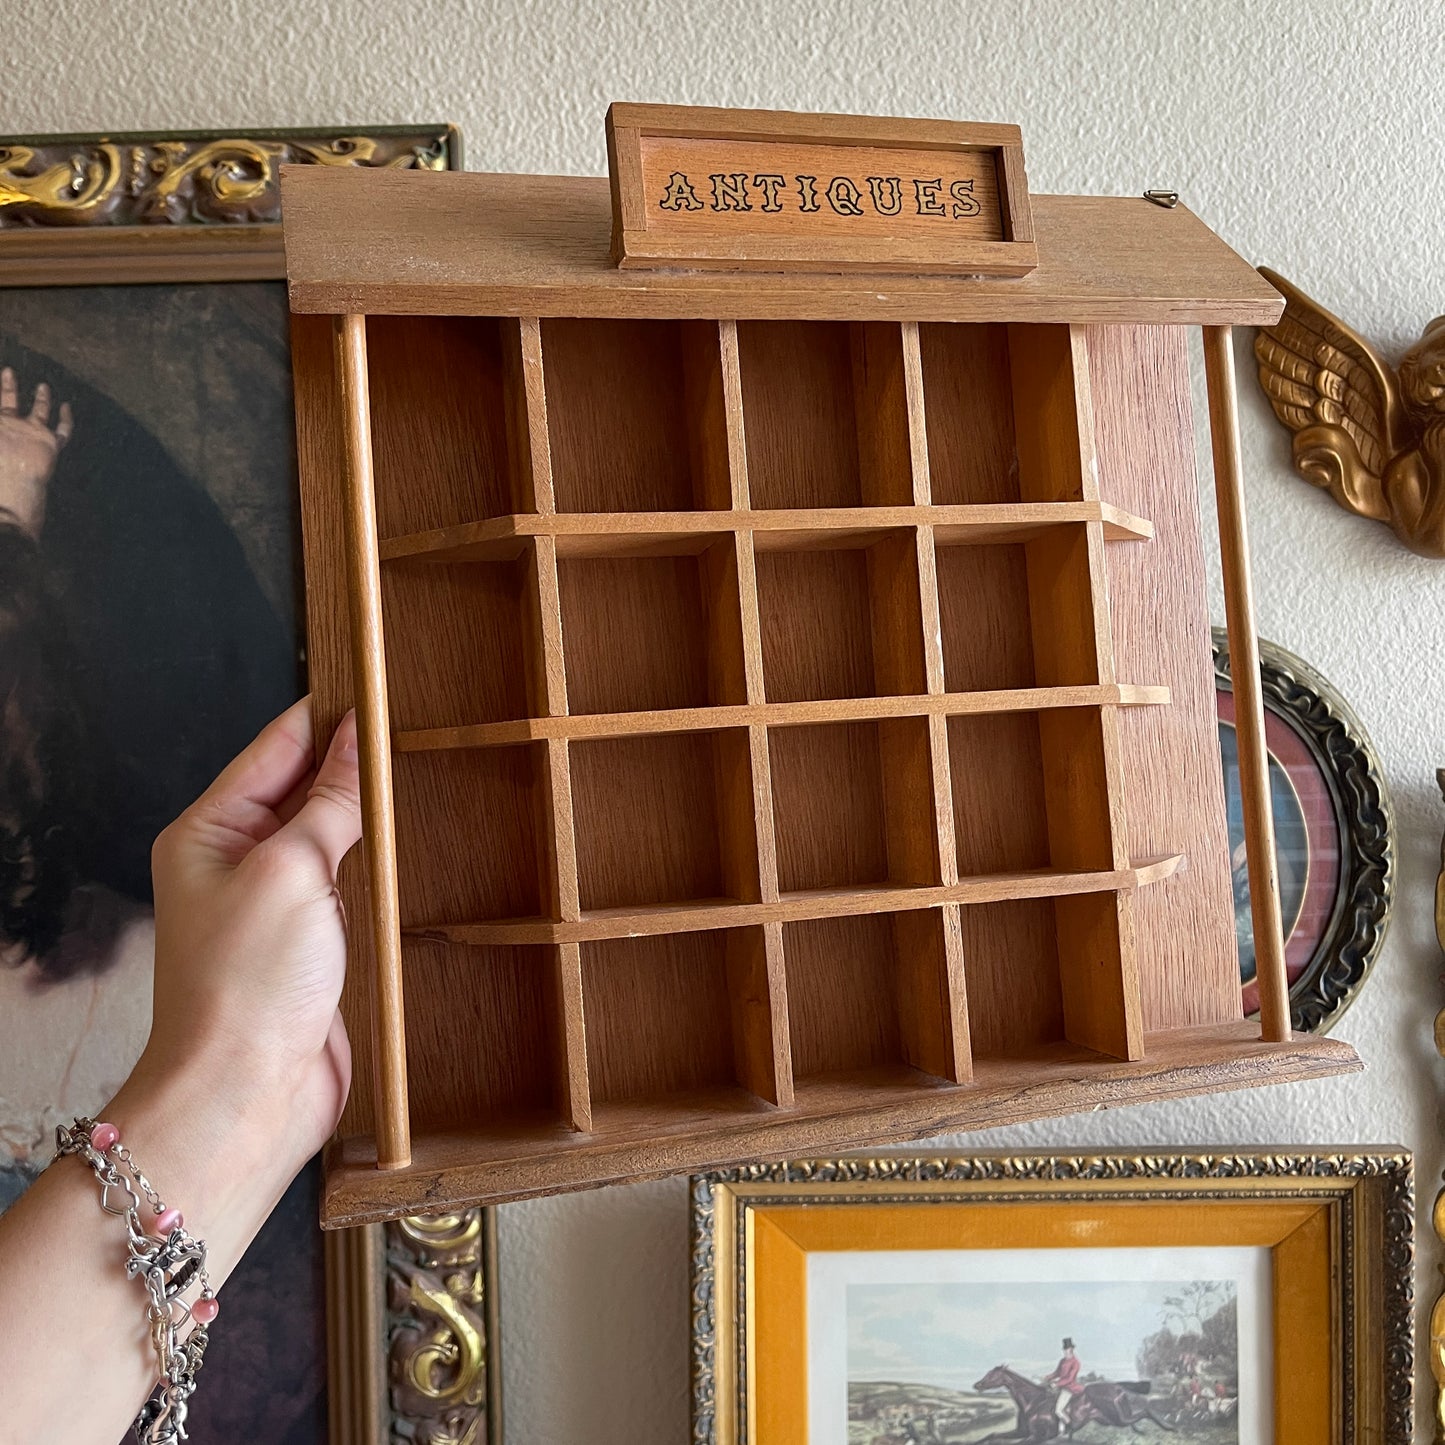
[0,365,72,538]
[142,697,361,1165]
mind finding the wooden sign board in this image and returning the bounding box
[606,103,1036,276]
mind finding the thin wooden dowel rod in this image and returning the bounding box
[1203,325,1290,1042]
[336,312,412,1169]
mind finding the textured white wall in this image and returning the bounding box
[9,1,1444,1436]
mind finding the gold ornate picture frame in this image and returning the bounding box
[692,1151,1413,1444]
[0,124,500,1445]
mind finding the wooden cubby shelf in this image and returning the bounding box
[284,164,1361,1226]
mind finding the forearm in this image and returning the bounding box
[0,1046,308,1440]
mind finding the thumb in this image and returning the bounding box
[279,711,363,876]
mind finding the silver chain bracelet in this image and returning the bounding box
[54,1117,218,1443]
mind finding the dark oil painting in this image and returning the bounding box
[0,280,325,1442]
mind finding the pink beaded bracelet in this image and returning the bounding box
[55,1116,218,1442]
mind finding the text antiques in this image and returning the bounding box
[606,104,1035,274]
[656,168,986,221]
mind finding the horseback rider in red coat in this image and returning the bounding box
[1045,1338,1085,1428]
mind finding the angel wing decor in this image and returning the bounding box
[1255,267,1445,556]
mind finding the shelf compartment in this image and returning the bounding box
[405,857,1182,946]
[556,537,747,715]
[569,729,762,912]
[380,554,536,732]
[401,937,578,1133]
[737,320,916,509]
[957,890,1140,1063]
[540,318,730,512]
[366,315,531,537]
[581,926,789,1112]
[377,500,1154,563]
[769,718,940,893]
[935,523,1103,694]
[755,529,928,704]
[392,744,548,929]
[783,908,969,1084]
[918,322,1021,504]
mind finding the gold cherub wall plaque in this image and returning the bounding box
[1255,267,1445,556]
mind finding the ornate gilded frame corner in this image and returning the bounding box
[326,1210,503,1445]
[1213,628,1394,1033]
[0,124,460,284]
[692,1152,1413,1445]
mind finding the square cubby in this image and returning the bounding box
[540,317,730,512]
[581,928,765,1108]
[570,730,761,912]
[957,899,1065,1057]
[381,553,535,732]
[402,938,571,1132]
[934,524,1099,692]
[755,530,927,703]
[935,541,1037,691]
[769,718,939,894]
[947,709,1118,879]
[391,744,546,928]
[783,909,961,1081]
[556,538,747,715]
[737,320,914,508]
[366,314,527,537]
[917,322,1021,504]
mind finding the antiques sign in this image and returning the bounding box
[606,103,1036,276]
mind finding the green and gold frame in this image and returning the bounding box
[1212,629,1394,1034]
[0,124,499,1445]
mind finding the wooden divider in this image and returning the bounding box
[722,320,795,1106]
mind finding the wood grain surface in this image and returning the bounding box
[280,168,1284,326]
[1087,325,1241,1031]
[320,1025,1361,1225]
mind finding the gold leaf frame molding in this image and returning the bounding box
[0,124,502,1445]
[0,125,456,283]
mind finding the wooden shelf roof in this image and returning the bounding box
[281,166,1283,326]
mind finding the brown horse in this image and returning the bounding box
[973,1365,1175,1439]
[972,1366,1062,1442]
[1072,1380,1176,1434]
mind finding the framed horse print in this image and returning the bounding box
[690,1151,1412,1444]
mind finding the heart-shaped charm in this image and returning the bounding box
[99,1180,130,1216]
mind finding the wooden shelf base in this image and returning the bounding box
[319,1022,1361,1227]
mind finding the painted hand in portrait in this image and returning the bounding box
[1255,266,1445,556]
[0,284,324,1441]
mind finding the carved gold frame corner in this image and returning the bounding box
[0,124,461,283]
[327,1209,503,1445]
[0,123,502,1445]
